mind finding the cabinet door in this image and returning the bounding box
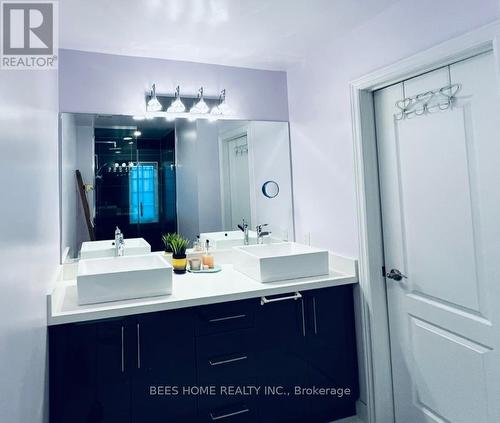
[49,323,100,423]
[131,309,197,423]
[255,293,310,423]
[95,319,132,423]
[304,286,359,421]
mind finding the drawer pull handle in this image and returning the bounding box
[300,298,306,337]
[210,407,250,421]
[261,292,302,305]
[137,323,141,369]
[209,355,248,366]
[121,326,125,373]
[209,314,246,323]
[312,297,318,335]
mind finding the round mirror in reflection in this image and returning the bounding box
[262,180,280,198]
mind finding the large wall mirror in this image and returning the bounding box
[60,113,295,261]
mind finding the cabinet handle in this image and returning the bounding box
[300,298,306,337]
[209,355,248,366]
[209,314,246,323]
[121,326,125,373]
[136,323,141,369]
[210,407,250,421]
[260,292,302,305]
[312,297,318,335]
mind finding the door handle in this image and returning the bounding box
[136,323,141,369]
[140,202,143,217]
[210,407,250,421]
[209,354,248,366]
[300,298,306,337]
[121,325,125,373]
[208,314,246,323]
[386,268,407,281]
[260,292,302,305]
[312,296,318,335]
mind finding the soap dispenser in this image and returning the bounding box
[193,235,203,252]
[202,239,214,269]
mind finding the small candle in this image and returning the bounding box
[202,254,214,269]
[189,258,201,271]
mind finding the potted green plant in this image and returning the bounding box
[168,234,190,274]
[162,233,176,253]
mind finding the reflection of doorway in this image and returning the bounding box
[129,162,159,224]
[221,133,251,230]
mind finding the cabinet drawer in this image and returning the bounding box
[197,329,256,384]
[195,300,255,336]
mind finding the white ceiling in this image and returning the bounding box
[60,0,398,71]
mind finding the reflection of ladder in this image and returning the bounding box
[76,170,96,241]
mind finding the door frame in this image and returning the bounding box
[349,21,500,423]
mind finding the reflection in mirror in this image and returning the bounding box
[60,114,294,261]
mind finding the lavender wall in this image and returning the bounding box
[58,49,289,121]
[287,0,500,258]
[0,69,59,423]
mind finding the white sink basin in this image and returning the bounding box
[200,231,258,249]
[77,254,172,305]
[233,242,329,283]
[80,238,151,259]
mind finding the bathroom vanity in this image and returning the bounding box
[54,113,360,422]
[48,256,359,423]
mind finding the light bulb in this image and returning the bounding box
[167,86,186,113]
[146,84,162,112]
[190,87,209,114]
[210,89,230,115]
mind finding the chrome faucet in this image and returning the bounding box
[256,224,271,244]
[114,226,125,257]
[238,219,250,245]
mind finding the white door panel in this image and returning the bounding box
[375,52,500,423]
[397,111,481,312]
[410,317,490,423]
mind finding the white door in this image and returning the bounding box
[375,51,500,423]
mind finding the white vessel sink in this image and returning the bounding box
[200,231,258,249]
[80,238,151,259]
[77,254,172,305]
[233,242,329,283]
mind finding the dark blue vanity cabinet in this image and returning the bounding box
[49,285,358,423]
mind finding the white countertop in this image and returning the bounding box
[48,253,358,326]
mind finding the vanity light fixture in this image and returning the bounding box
[146,84,162,112]
[166,86,186,113]
[211,89,230,115]
[190,87,210,114]
[133,130,142,137]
